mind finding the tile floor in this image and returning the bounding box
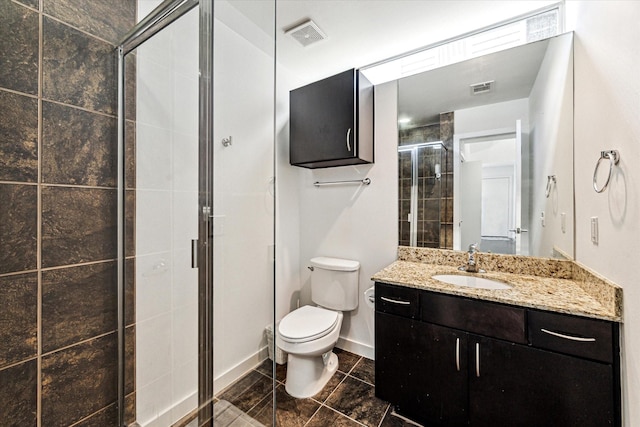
[214,348,419,427]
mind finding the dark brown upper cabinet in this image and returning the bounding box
[289,68,374,168]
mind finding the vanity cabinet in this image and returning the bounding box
[289,68,374,168]
[374,282,621,427]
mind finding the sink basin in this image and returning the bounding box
[432,274,512,290]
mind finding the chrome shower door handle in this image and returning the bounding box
[191,239,198,268]
[346,128,352,152]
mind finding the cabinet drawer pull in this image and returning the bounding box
[475,343,480,377]
[540,328,596,342]
[346,128,352,151]
[455,338,460,371]
[380,296,411,305]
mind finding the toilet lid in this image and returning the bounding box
[279,306,339,342]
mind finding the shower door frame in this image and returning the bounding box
[116,0,214,425]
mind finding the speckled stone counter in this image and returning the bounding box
[371,247,623,322]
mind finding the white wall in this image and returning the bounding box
[528,33,574,258]
[278,82,398,358]
[566,2,640,425]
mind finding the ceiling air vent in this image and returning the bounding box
[285,19,326,47]
[470,80,495,95]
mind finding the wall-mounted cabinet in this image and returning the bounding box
[289,68,374,168]
[375,282,621,427]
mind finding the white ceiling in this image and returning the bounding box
[227,0,559,84]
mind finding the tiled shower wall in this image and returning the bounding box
[398,112,454,249]
[0,0,135,425]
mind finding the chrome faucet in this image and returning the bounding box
[459,243,484,273]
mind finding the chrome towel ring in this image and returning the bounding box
[593,150,620,193]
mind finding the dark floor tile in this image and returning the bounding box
[0,1,39,95]
[15,0,39,9]
[0,359,38,425]
[0,273,38,368]
[350,357,375,385]
[306,406,362,427]
[0,184,37,274]
[217,370,273,413]
[0,90,38,182]
[255,359,287,383]
[42,333,118,427]
[325,376,389,427]
[72,403,117,427]
[312,371,345,403]
[41,186,117,268]
[42,261,117,353]
[335,348,361,374]
[250,384,320,427]
[43,0,136,44]
[42,101,117,187]
[379,409,424,427]
[43,16,116,115]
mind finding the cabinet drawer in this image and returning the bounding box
[421,292,526,344]
[375,282,419,318]
[528,310,615,363]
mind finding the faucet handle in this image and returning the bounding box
[468,243,479,251]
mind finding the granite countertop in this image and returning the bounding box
[372,248,623,322]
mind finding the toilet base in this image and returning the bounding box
[284,351,339,398]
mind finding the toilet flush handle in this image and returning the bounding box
[308,266,314,271]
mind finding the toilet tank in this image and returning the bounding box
[310,257,360,311]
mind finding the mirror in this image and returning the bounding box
[397,32,574,259]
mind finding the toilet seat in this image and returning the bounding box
[279,306,339,343]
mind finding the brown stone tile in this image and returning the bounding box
[42,333,118,427]
[125,189,135,257]
[125,325,135,395]
[0,90,38,182]
[312,371,345,403]
[350,357,374,385]
[250,384,319,427]
[43,0,136,44]
[217,370,273,413]
[334,348,361,374]
[125,391,136,425]
[306,406,362,427]
[0,273,38,368]
[125,53,136,121]
[42,261,117,353]
[125,258,135,326]
[325,376,389,427]
[125,120,136,188]
[0,184,37,274]
[0,1,39,95]
[41,186,117,268]
[72,403,117,426]
[43,16,116,115]
[42,101,117,187]
[15,0,39,9]
[255,358,287,383]
[0,359,38,425]
[379,409,421,427]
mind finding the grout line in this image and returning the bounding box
[36,1,43,424]
[39,182,118,190]
[40,329,116,359]
[0,355,39,372]
[0,86,38,99]
[9,0,38,13]
[0,181,38,186]
[40,12,117,47]
[39,258,118,273]
[377,405,392,427]
[41,97,118,119]
[0,269,39,278]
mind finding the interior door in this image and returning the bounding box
[512,119,527,254]
[460,160,482,250]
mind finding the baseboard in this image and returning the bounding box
[213,345,270,394]
[336,336,374,360]
[141,391,197,427]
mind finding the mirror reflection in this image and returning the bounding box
[397,32,574,258]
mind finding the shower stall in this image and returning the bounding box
[116,1,276,426]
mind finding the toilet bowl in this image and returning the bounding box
[277,256,360,398]
[277,305,343,398]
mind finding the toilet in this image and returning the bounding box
[277,256,360,398]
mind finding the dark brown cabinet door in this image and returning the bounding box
[290,69,355,166]
[468,335,615,427]
[376,312,468,426]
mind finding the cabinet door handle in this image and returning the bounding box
[475,343,480,377]
[455,338,460,371]
[540,328,597,342]
[346,128,352,152]
[380,296,411,305]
